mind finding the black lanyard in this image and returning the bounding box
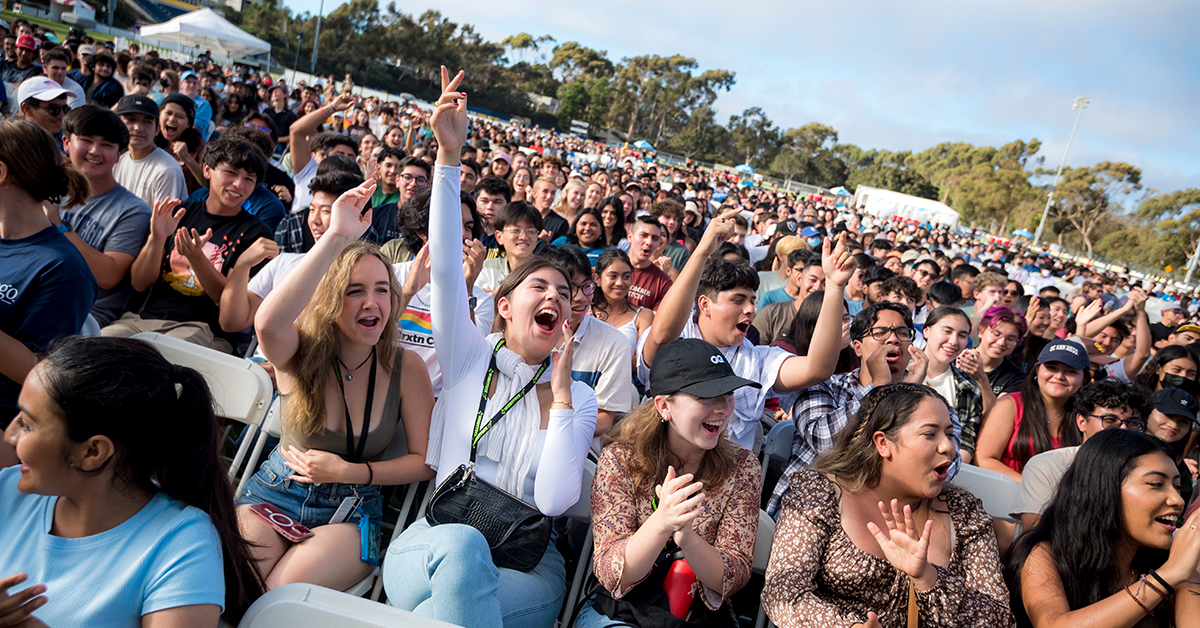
[470,339,550,463]
[334,349,377,464]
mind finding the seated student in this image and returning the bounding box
[977,305,1027,398]
[374,157,434,251]
[860,264,894,308]
[0,120,95,468]
[626,216,674,310]
[113,94,187,208]
[598,195,629,253]
[274,154,373,253]
[101,136,273,354]
[1165,323,1200,348]
[766,303,962,517]
[381,71,596,628]
[51,106,152,327]
[369,146,404,208]
[1145,387,1199,507]
[921,306,987,463]
[0,336,263,626]
[640,213,857,452]
[1079,289,1152,382]
[927,280,965,311]
[590,248,655,362]
[183,124,287,231]
[1012,295,1052,373]
[387,188,494,397]
[474,200,543,293]
[239,181,435,590]
[537,245,633,440]
[1133,345,1200,395]
[844,252,876,316]
[649,200,693,271]
[974,338,1090,482]
[219,171,364,336]
[1012,379,1150,530]
[474,175,513,257]
[763,383,1014,628]
[579,338,761,628]
[965,271,1008,329]
[551,207,608,266]
[752,250,824,345]
[878,274,922,313]
[772,290,857,375]
[1006,429,1200,628]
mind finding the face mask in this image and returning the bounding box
[808,237,821,249]
[1041,269,1051,277]
[1161,374,1200,396]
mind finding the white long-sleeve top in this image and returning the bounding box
[427,163,597,516]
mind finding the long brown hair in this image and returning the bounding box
[491,257,570,334]
[813,383,947,492]
[1009,364,1087,466]
[0,119,89,208]
[603,397,738,499]
[287,241,401,436]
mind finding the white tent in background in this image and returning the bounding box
[139,8,271,60]
[852,185,960,227]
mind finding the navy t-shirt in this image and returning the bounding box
[136,201,271,348]
[0,226,97,425]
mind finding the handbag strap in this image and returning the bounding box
[470,339,550,464]
[907,578,918,628]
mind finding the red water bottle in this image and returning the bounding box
[663,559,697,619]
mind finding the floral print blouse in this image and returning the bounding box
[591,443,762,611]
[762,470,1015,627]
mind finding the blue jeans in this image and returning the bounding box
[237,447,382,529]
[573,595,636,628]
[382,518,566,628]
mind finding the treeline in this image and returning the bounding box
[229,0,1198,276]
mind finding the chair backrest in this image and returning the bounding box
[763,420,795,466]
[132,332,272,427]
[752,509,775,574]
[239,583,459,628]
[562,459,596,521]
[949,464,1021,523]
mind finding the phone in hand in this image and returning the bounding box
[248,502,314,542]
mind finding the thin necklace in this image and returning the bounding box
[336,346,375,381]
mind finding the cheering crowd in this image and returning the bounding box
[2,25,1200,628]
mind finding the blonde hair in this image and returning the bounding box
[286,242,401,436]
[552,179,586,214]
[604,396,738,499]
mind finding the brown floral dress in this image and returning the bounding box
[591,443,762,612]
[762,470,1015,627]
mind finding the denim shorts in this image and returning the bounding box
[237,447,383,529]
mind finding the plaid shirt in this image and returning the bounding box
[945,365,985,457]
[273,211,385,254]
[766,369,962,517]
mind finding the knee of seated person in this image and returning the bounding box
[426,523,492,560]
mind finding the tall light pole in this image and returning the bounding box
[310,0,324,74]
[1032,96,1090,249]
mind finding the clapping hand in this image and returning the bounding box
[174,227,212,265]
[462,239,486,290]
[238,237,279,269]
[1075,299,1104,331]
[903,345,929,384]
[150,198,185,241]
[866,499,936,590]
[651,466,706,543]
[955,348,982,377]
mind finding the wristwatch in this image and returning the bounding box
[56,223,70,234]
[468,295,478,310]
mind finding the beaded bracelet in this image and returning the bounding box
[1124,585,1154,617]
[1148,570,1176,596]
[1142,575,1168,600]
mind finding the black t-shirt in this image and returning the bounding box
[138,200,271,346]
[370,202,401,244]
[543,210,569,241]
[264,107,298,139]
[1150,322,1174,345]
[985,358,1025,396]
[264,164,295,210]
[1,60,42,85]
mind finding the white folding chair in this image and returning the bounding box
[558,459,596,628]
[238,583,459,628]
[760,420,795,491]
[132,332,272,483]
[949,464,1021,523]
[752,510,777,628]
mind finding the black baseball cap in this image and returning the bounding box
[649,338,761,398]
[115,94,159,119]
[1151,387,1198,423]
[1036,338,1091,372]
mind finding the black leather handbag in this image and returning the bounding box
[424,340,552,572]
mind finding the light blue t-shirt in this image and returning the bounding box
[758,286,795,308]
[0,466,225,627]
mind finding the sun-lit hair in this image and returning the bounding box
[287,241,401,436]
[491,257,571,334]
[603,396,737,498]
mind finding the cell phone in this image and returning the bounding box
[248,502,314,542]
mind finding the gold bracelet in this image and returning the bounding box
[551,400,573,410]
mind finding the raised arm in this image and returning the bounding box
[1122,292,1152,376]
[130,197,184,293]
[641,207,742,368]
[289,93,353,173]
[254,179,376,371]
[775,233,858,392]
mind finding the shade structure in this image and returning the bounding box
[140,8,271,59]
[853,185,960,228]
[735,164,755,174]
[632,140,654,150]
[1012,229,1035,238]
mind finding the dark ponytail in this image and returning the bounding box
[40,336,263,621]
[0,119,90,208]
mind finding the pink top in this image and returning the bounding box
[1000,393,1061,473]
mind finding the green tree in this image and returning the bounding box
[767,122,848,188]
[726,106,780,167]
[1043,162,1142,253]
[663,104,726,161]
[845,164,939,200]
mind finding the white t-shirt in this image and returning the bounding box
[113,147,187,207]
[248,252,306,300]
[393,260,494,397]
[570,315,634,414]
[925,367,957,407]
[291,158,319,214]
[61,76,86,108]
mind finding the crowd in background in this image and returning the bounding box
[3,26,1200,628]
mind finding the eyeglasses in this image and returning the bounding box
[1004,289,1022,296]
[34,102,70,116]
[398,173,429,186]
[1089,414,1146,432]
[572,281,596,298]
[502,226,539,240]
[864,326,915,342]
[915,269,938,279]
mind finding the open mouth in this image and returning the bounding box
[164,121,179,135]
[702,420,723,435]
[358,316,380,330]
[735,321,751,335]
[534,306,559,333]
[885,346,903,363]
[933,461,952,480]
[1155,514,1179,531]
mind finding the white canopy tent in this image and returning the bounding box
[139,8,270,60]
[853,185,960,227]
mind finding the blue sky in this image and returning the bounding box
[281,0,1200,196]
